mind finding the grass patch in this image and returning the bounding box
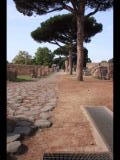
[8,72,54,82]
[15,75,33,82]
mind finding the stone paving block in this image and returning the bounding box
[13,126,34,136]
[16,120,33,127]
[41,105,55,112]
[7,134,20,143]
[34,119,52,128]
[7,141,21,153]
[39,112,52,120]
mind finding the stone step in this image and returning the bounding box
[85,106,113,154]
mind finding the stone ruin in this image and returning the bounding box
[86,62,113,80]
[91,65,108,79]
[106,62,113,80]
[7,68,17,81]
[7,64,53,80]
[63,59,113,80]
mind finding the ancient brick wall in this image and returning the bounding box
[86,62,109,69]
[7,64,53,77]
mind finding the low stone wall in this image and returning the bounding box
[7,64,53,78]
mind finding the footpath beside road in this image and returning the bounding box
[7,71,113,160]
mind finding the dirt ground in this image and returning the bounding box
[16,73,113,160]
[59,74,113,111]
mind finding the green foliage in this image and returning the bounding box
[54,46,91,68]
[31,14,102,45]
[34,47,54,67]
[16,75,33,82]
[53,45,69,56]
[53,56,66,69]
[72,47,90,68]
[86,0,113,11]
[13,0,113,17]
[31,58,37,65]
[87,58,92,63]
[12,51,32,64]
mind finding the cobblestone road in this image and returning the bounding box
[7,73,58,122]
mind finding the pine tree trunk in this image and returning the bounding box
[69,46,73,75]
[76,1,85,81]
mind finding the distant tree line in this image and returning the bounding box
[10,49,113,69]
[11,46,92,69]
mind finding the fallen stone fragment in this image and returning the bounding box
[34,119,52,128]
[7,134,20,143]
[7,141,21,153]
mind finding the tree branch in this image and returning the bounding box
[60,34,71,40]
[61,2,74,13]
[86,4,100,17]
[57,38,68,45]
[46,7,63,14]
[71,0,77,12]
[49,41,62,47]
[55,40,63,47]
[49,41,57,45]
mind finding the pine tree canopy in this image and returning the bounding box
[13,0,113,17]
[31,14,102,46]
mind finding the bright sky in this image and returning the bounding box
[7,0,113,63]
